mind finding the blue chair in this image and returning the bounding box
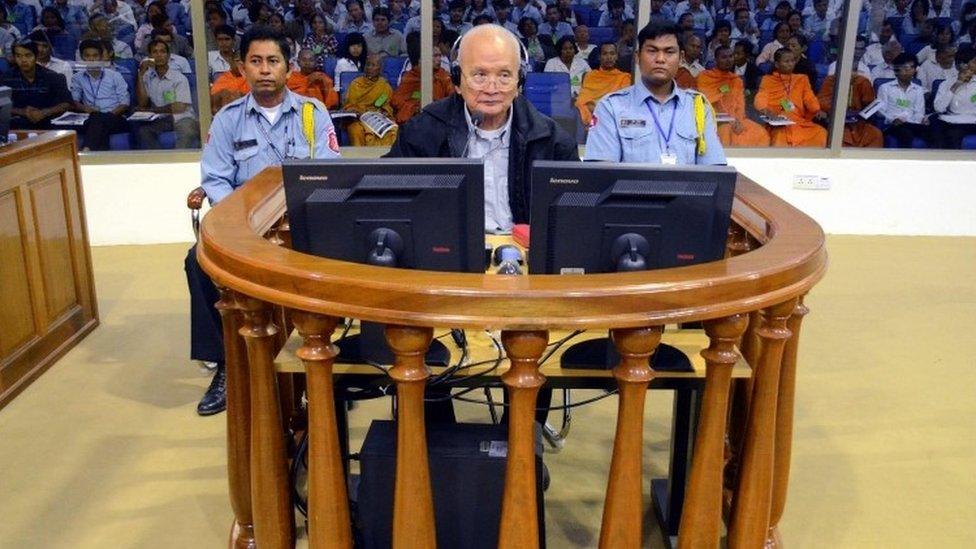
[961,135,976,150]
[807,39,826,64]
[334,32,348,51]
[588,26,615,46]
[523,72,572,117]
[114,58,138,75]
[587,10,602,27]
[323,55,338,78]
[758,61,773,74]
[109,132,133,151]
[51,33,78,60]
[885,16,904,34]
[873,77,894,94]
[339,70,364,101]
[884,135,928,149]
[158,131,177,149]
[0,58,9,73]
[574,7,594,27]
[383,55,407,87]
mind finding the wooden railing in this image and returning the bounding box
[197,167,828,549]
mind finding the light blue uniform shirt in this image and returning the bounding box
[201,90,341,204]
[70,69,131,113]
[583,81,726,165]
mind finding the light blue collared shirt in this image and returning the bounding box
[71,69,130,113]
[584,80,726,166]
[201,90,342,204]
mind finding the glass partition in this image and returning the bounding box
[1,0,201,151]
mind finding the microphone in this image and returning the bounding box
[461,109,485,158]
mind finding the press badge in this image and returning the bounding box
[660,151,678,165]
[780,99,794,112]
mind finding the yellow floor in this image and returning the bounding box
[0,236,974,548]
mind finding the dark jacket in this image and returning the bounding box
[385,94,580,224]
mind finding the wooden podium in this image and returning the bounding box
[198,167,827,549]
[0,131,98,409]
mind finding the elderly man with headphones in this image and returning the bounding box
[387,24,579,234]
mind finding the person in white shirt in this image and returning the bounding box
[29,30,73,84]
[864,20,898,67]
[932,49,976,148]
[870,39,903,83]
[918,43,958,91]
[804,0,831,41]
[877,52,930,147]
[208,24,237,80]
[915,23,956,67]
[543,35,590,97]
[573,24,595,62]
[756,21,791,65]
[730,7,759,47]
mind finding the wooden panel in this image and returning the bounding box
[0,189,37,355]
[0,131,98,410]
[30,173,79,321]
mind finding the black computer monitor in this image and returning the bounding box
[283,158,485,366]
[0,86,12,146]
[529,160,738,369]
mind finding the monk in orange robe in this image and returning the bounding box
[817,73,883,148]
[696,46,769,147]
[675,34,704,90]
[345,54,398,146]
[209,59,249,114]
[287,48,340,108]
[754,47,828,147]
[576,43,632,126]
[392,48,454,124]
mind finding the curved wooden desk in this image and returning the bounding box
[198,167,828,549]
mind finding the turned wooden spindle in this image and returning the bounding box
[677,314,748,549]
[498,330,549,549]
[238,296,294,549]
[385,325,436,549]
[598,326,662,548]
[728,299,797,549]
[292,312,352,549]
[216,288,256,549]
[766,297,810,549]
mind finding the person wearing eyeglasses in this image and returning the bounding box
[386,23,579,235]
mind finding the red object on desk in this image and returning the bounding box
[513,224,530,248]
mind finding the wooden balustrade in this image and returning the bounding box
[197,168,828,548]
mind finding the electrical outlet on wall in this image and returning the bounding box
[793,175,831,190]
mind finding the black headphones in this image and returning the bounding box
[449,28,531,90]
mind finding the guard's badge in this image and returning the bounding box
[327,126,340,154]
[619,118,647,128]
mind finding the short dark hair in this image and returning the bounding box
[733,39,754,56]
[147,38,171,53]
[239,25,291,61]
[892,52,918,67]
[637,21,683,50]
[734,7,750,18]
[372,6,391,20]
[78,38,104,55]
[449,0,465,11]
[406,30,421,65]
[27,29,52,45]
[472,13,493,25]
[554,35,577,55]
[599,41,617,54]
[772,46,794,62]
[214,24,236,39]
[12,38,39,57]
[956,48,976,66]
[492,0,510,9]
[607,0,624,9]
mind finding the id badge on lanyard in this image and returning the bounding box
[647,99,677,165]
[255,112,289,163]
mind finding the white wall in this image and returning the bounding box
[80,157,976,246]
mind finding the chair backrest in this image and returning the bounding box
[51,34,78,61]
[323,55,338,78]
[523,72,573,117]
[339,70,364,101]
[931,78,944,100]
[114,58,138,75]
[885,16,904,34]
[807,39,826,64]
[873,77,894,94]
[383,55,407,88]
[0,58,9,74]
[587,9,602,27]
[588,26,615,46]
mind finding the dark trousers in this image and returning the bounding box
[933,121,976,149]
[883,122,929,148]
[81,112,129,151]
[185,244,224,364]
[137,116,201,149]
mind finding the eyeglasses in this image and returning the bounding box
[463,70,517,89]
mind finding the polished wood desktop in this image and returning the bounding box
[0,131,98,410]
[198,167,827,549]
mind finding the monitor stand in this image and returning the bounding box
[559,334,691,372]
[335,321,451,367]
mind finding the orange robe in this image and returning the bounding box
[576,68,632,125]
[287,71,339,109]
[754,72,827,147]
[696,69,769,147]
[676,67,698,90]
[210,71,249,113]
[391,66,454,124]
[817,74,883,148]
[344,75,398,146]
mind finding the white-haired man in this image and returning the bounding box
[387,24,579,234]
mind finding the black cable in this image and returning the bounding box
[291,430,309,517]
[451,389,619,411]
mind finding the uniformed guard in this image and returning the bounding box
[583,21,726,165]
[188,25,341,415]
